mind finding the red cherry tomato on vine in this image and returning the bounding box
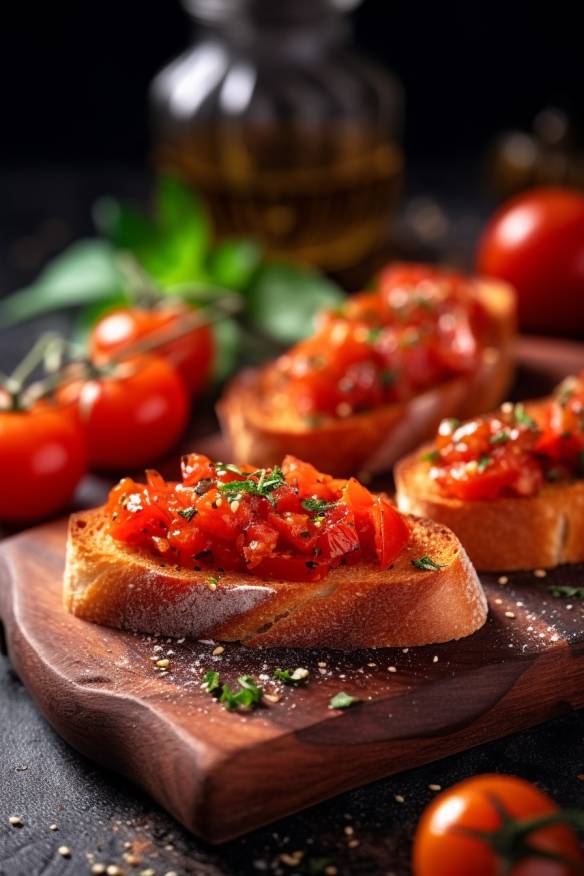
[412,774,584,876]
[0,397,86,522]
[59,355,189,471]
[477,187,584,336]
[90,305,214,397]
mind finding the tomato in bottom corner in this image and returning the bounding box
[412,775,584,876]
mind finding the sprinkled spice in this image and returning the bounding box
[8,815,23,827]
[58,846,71,858]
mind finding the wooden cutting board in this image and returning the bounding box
[0,336,583,844]
[0,523,583,843]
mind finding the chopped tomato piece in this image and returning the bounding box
[372,496,410,568]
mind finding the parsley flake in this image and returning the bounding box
[202,670,221,693]
[217,466,286,506]
[421,449,441,464]
[490,429,511,445]
[202,672,263,711]
[513,403,538,431]
[412,555,447,571]
[274,667,310,685]
[477,454,491,472]
[329,691,360,710]
[547,584,584,599]
[301,497,339,514]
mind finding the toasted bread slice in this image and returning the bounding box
[218,279,515,477]
[395,400,584,572]
[64,509,487,649]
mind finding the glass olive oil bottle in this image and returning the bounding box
[151,0,404,270]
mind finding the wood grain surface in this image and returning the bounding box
[0,522,583,843]
[0,335,583,845]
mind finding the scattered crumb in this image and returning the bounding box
[49,824,59,831]
[388,666,397,673]
[8,815,23,827]
[212,646,225,656]
[91,866,106,875]
[155,658,170,669]
[428,783,442,791]
[58,846,71,858]
[505,611,516,619]
[263,693,281,704]
[394,794,405,803]
[432,655,439,663]
[344,826,354,836]
[534,569,547,578]
[498,576,509,585]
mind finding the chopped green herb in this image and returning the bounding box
[207,575,219,588]
[547,584,584,599]
[274,667,310,685]
[329,691,360,710]
[421,449,441,464]
[490,429,511,445]
[215,462,245,476]
[477,454,491,472]
[441,418,461,434]
[301,497,339,514]
[217,466,285,506]
[366,327,382,344]
[202,670,221,693]
[379,369,397,387]
[220,675,263,711]
[412,555,447,571]
[178,506,197,521]
[513,403,538,431]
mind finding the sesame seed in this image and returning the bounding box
[106,867,122,876]
[325,868,338,876]
[263,693,281,704]
[432,655,439,663]
[212,646,225,656]
[140,870,156,876]
[215,497,223,507]
[498,576,509,585]
[534,569,547,578]
[367,662,377,668]
[344,825,354,836]
[388,666,397,673]
[394,794,405,803]
[495,598,503,604]
[155,658,170,668]
[318,661,327,667]
[49,823,58,831]
[8,815,23,827]
[505,611,516,619]
[230,500,240,513]
[291,667,309,681]
[58,846,71,858]
[428,783,442,791]
[347,839,360,848]
[91,866,106,875]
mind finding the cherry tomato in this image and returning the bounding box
[60,355,189,470]
[477,187,584,336]
[90,304,214,396]
[0,397,86,523]
[413,774,584,876]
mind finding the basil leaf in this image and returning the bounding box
[0,240,123,326]
[207,239,262,291]
[246,263,344,344]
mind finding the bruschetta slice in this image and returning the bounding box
[65,454,487,648]
[395,372,584,571]
[219,263,515,477]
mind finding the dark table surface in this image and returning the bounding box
[1,164,583,876]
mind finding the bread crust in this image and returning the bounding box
[218,279,515,477]
[64,509,487,649]
[394,401,584,572]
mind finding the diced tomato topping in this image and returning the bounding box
[269,262,486,421]
[428,372,584,501]
[107,455,411,582]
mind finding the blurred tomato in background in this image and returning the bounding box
[477,187,584,337]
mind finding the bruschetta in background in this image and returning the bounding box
[395,372,584,571]
[219,263,516,477]
[65,453,487,648]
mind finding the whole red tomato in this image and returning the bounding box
[0,397,86,522]
[60,355,189,470]
[412,774,584,876]
[477,187,584,336]
[90,304,214,397]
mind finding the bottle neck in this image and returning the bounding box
[184,0,351,57]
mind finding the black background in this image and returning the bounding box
[1,0,583,165]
